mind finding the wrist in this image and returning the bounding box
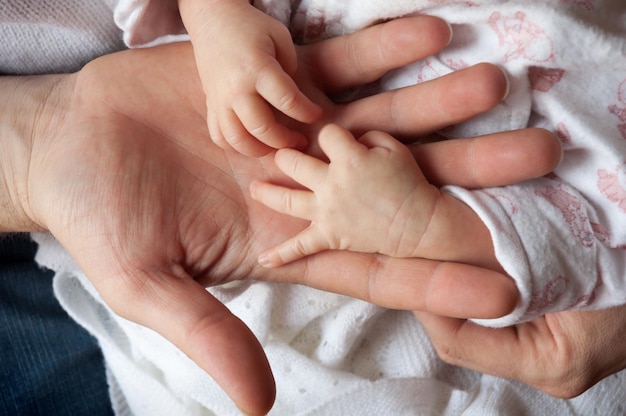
[415,192,503,272]
[0,74,72,232]
[178,0,252,37]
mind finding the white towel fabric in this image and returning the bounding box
[7,0,626,414]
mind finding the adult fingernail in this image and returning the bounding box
[258,253,272,268]
[495,65,510,101]
[444,20,454,46]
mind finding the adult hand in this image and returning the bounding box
[415,305,626,398]
[11,16,561,415]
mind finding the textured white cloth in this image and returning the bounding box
[0,0,124,74]
[5,0,625,415]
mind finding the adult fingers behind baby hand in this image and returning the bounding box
[336,63,508,138]
[412,128,562,188]
[266,251,518,319]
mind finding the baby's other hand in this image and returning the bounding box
[191,2,322,156]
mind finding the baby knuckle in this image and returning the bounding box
[249,121,271,138]
[292,238,310,257]
[226,133,246,148]
[285,152,301,176]
[278,91,299,112]
[280,190,294,212]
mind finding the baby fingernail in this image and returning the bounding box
[258,254,272,268]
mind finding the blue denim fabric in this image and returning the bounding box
[0,234,113,416]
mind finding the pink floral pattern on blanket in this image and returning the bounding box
[488,11,554,63]
[535,185,594,247]
[608,78,626,140]
[598,165,626,213]
[555,122,572,145]
[529,67,565,92]
[527,275,569,316]
[591,221,626,249]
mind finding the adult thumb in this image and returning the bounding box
[102,269,276,415]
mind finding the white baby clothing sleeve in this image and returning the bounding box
[447,177,626,328]
[114,0,188,47]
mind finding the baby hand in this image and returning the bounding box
[193,3,322,156]
[250,124,441,267]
